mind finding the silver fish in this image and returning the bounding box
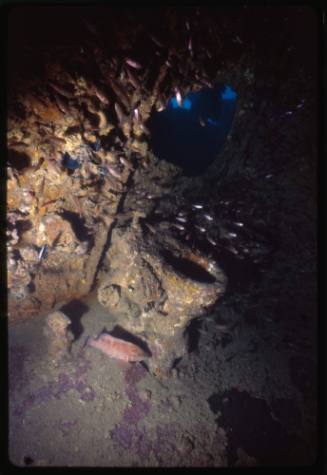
[207,236,217,246]
[145,223,156,234]
[175,89,182,107]
[107,165,123,180]
[203,213,213,221]
[114,103,125,124]
[192,204,204,209]
[54,93,69,113]
[125,57,142,69]
[228,232,237,238]
[119,156,133,170]
[227,246,239,255]
[172,223,185,231]
[133,108,140,122]
[195,225,206,233]
[93,85,109,105]
[119,69,126,81]
[140,124,150,135]
[175,216,187,223]
[127,68,141,89]
[109,79,130,110]
[49,82,74,99]
[234,222,244,227]
[149,33,163,48]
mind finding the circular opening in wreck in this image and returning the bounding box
[161,249,216,284]
[147,83,237,176]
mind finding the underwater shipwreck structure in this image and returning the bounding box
[6,5,319,468]
[7,6,317,380]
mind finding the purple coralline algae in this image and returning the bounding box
[124,363,147,385]
[133,426,153,459]
[57,372,75,392]
[73,357,92,379]
[122,364,151,425]
[110,363,151,452]
[79,386,96,401]
[9,346,30,392]
[110,424,134,449]
[11,356,96,419]
[122,400,149,425]
[123,385,151,425]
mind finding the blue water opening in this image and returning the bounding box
[147,83,237,176]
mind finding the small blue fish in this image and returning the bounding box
[99,166,109,176]
[92,138,101,152]
[82,335,90,350]
[62,153,81,170]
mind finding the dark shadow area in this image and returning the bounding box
[147,83,237,176]
[212,251,259,294]
[161,249,216,284]
[185,318,202,353]
[15,219,33,236]
[26,281,36,294]
[207,389,309,466]
[7,149,31,171]
[194,235,260,294]
[23,456,34,466]
[172,356,183,369]
[60,299,89,341]
[107,325,152,356]
[288,354,317,400]
[60,210,94,244]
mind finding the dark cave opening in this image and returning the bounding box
[7,149,31,171]
[148,83,237,176]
